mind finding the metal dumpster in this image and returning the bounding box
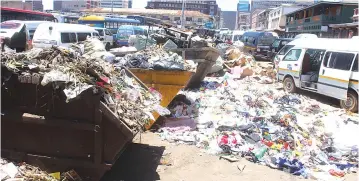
[1,67,149,180]
[130,47,220,129]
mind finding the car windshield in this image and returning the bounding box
[258,36,276,46]
[272,39,281,48]
[0,22,21,29]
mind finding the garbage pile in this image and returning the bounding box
[113,47,197,71]
[159,75,359,180]
[0,158,81,181]
[215,43,276,80]
[1,38,169,131]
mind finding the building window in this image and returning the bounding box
[186,17,192,21]
[174,17,180,21]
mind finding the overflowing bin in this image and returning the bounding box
[1,68,150,180]
[130,47,220,129]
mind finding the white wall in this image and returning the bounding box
[268,6,300,30]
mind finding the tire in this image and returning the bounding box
[105,43,110,51]
[340,91,358,113]
[283,77,296,93]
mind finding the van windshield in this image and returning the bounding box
[118,29,133,40]
[258,36,276,46]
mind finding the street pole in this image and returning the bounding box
[181,0,185,29]
[111,0,114,14]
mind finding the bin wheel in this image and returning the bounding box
[340,91,358,113]
[283,77,296,93]
[105,43,111,51]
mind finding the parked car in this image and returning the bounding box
[267,38,294,60]
[33,23,99,48]
[94,27,113,51]
[241,31,277,60]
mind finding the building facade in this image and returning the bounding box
[329,8,358,38]
[146,0,219,28]
[251,0,314,11]
[1,1,33,10]
[100,0,129,8]
[268,6,301,32]
[83,8,211,28]
[54,1,86,12]
[147,0,219,16]
[250,9,263,30]
[285,2,358,37]
[236,0,251,30]
[222,11,236,30]
[256,9,273,30]
[25,0,43,11]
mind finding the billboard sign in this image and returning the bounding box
[238,0,250,12]
[237,2,250,12]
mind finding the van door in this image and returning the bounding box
[318,51,356,100]
[278,48,304,86]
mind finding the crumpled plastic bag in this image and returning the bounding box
[208,56,224,74]
[41,70,76,86]
[163,39,178,50]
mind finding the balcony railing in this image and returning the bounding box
[286,15,342,26]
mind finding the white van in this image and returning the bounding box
[33,23,99,48]
[277,38,359,112]
[294,33,318,39]
[94,27,113,51]
[231,30,245,42]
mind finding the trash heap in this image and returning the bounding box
[1,37,169,131]
[0,158,82,181]
[214,43,276,80]
[159,74,358,180]
[113,47,197,71]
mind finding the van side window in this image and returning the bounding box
[61,33,76,43]
[283,49,302,61]
[324,52,354,71]
[77,33,91,42]
[352,55,358,72]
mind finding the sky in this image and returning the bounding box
[43,0,239,11]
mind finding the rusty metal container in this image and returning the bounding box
[1,67,148,180]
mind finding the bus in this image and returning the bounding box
[52,13,80,24]
[1,7,56,22]
[78,15,141,35]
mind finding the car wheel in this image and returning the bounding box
[283,77,296,93]
[105,43,110,51]
[340,91,358,113]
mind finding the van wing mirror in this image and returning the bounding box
[99,37,104,41]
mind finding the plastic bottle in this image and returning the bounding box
[254,146,268,160]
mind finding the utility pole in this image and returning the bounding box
[181,0,186,29]
[111,0,114,14]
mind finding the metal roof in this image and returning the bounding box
[285,1,358,16]
[82,8,210,18]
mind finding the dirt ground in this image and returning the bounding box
[101,132,358,181]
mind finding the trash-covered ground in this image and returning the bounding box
[0,158,82,181]
[102,132,358,181]
[156,74,359,180]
